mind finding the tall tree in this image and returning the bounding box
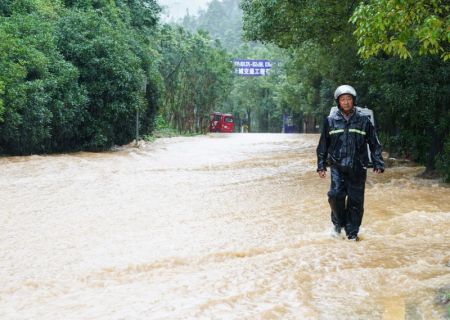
[241,0,450,181]
[240,0,362,128]
[157,25,233,133]
[351,0,450,178]
[0,0,163,154]
[0,10,87,154]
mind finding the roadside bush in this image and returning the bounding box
[0,13,87,154]
[56,9,146,150]
[0,1,162,154]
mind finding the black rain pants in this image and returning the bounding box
[327,165,367,238]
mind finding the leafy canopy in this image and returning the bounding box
[351,0,450,60]
[240,0,358,49]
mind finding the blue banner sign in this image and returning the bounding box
[233,59,272,76]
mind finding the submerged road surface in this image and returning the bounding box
[1,133,449,319]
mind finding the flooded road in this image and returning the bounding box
[1,133,449,319]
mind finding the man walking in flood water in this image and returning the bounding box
[316,85,384,241]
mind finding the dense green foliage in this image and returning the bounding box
[0,0,233,154]
[351,0,450,60]
[158,25,233,133]
[0,10,88,154]
[180,0,289,133]
[241,0,450,181]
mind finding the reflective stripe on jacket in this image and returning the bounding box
[316,109,384,172]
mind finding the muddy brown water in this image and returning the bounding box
[1,133,449,319]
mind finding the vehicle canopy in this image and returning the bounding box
[209,112,234,133]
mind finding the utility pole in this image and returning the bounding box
[135,107,139,146]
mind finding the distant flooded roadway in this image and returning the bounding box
[1,133,449,319]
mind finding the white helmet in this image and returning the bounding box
[334,85,357,100]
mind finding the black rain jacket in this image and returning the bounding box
[316,108,384,172]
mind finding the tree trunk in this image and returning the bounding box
[246,109,251,133]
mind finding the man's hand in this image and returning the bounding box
[373,168,383,174]
[318,170,326,178]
